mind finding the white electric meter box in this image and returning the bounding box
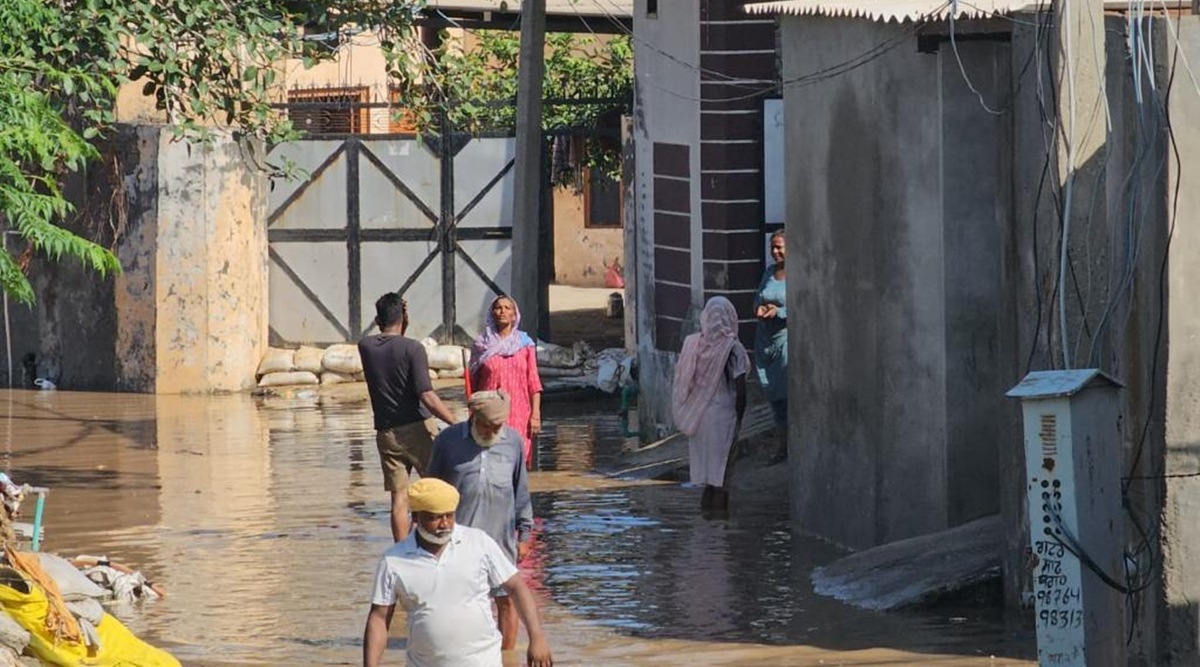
[1006,369,1125,667]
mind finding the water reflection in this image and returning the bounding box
[0,388,1033,666]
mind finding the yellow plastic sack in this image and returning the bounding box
[0,566,179,667]
[90,614,181,667]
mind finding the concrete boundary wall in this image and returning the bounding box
[11,125,267,393]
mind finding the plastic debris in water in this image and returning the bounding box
[33,379,56,390]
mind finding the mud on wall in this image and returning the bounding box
[8,125,267,393]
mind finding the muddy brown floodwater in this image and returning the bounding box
[0,387,1036,666]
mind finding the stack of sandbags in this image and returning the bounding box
[420,338,439,381]
[255,340,476,388]
[256,348,318,387]
[426,341,470,379]
[320,344,365,385]
[255,345,369,388]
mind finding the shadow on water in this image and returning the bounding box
[0,388,1034,666]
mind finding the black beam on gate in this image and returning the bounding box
[439,110,457,345]
[346,138,363,339]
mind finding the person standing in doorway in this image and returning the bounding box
[427,389,533,652]
[359,292,458,542]
[755,230,789,466]
[362,478,553,667]
[672,296,750,511]
[469,295,543,469]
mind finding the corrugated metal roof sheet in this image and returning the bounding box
[743,0,1028,22]
[425,0,633,18]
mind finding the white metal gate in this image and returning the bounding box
[266,135,515,346]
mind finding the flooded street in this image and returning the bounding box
[0,387,1035,666]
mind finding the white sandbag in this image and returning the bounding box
[322,344,363,374]
[437,368,464,379]
[354,372,365,382]
[428,345,466,371]
[595,357,622,394]
[256,347,295,376]
[428,369,439,381]
[321,371,357,385]
[420,337,438,353]
[258,371,320,387]
[34,553,106,601]
[294,346,325,374]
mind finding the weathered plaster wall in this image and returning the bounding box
[155,132,269,393]
[781,18,1013,549]
[12,126,160,391]
[632,0,702,438]
[111,128,163,391]
[11,126,266,393]
[552,186,624,287]
[1159,17,1200,665]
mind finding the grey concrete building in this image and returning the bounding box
[749,0,1200,662]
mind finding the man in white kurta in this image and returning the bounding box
[362,478,552,667]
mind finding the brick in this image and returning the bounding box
[653,142,689,178]
[653,212,691,248]
[653,177,690,213]
[704,230,762,261]
[655,248,691,284]
[703,260,764,291]
[700,171,761,201]
[701,201,762,231]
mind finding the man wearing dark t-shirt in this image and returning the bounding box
[360,293,458,541]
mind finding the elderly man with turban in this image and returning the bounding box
[427,389,533,651]
[363,478,553,667]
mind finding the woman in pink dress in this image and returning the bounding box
[470,295,543,468]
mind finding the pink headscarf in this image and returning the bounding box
[671,297,748,436]
[470,295,536,373]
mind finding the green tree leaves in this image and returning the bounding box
[386,30,632,180]
[0,0,422,304]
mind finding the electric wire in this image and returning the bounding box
[949,0,1006,114]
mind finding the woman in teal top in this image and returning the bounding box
[754,230,788,465]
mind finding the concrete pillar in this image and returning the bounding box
[1051,0,1108,370]
[1160,16,1200,664]
[154,131,269,393]
[510,0,547,339]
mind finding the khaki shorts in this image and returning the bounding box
[376,419,438,492]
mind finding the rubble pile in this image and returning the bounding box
[0,473,177,666]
